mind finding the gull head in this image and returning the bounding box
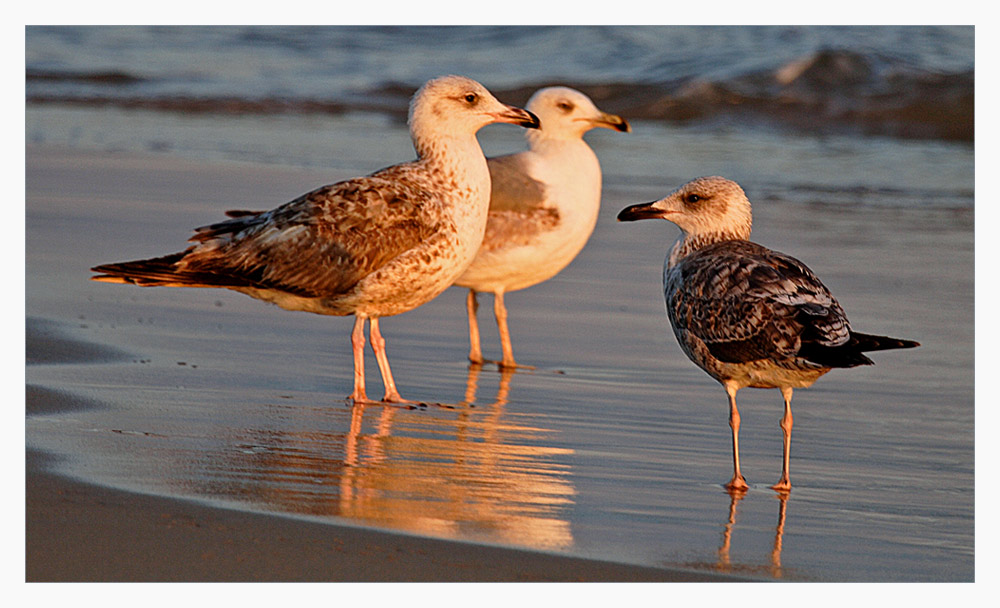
[617,176,753,240]
[408,75,539,151]
[527,87,630,141]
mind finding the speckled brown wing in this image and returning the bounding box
[131,163,442,298]
[478,152,561,251]
[478,206,561,252]
[487,153,547,213]
[665,240,851,365]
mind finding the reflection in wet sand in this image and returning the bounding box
[689,491,789,579]
[188,366,576,550]
[771,494,788,578]
[716,491,740,571]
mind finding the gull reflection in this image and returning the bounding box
[770,492,788,578]
[716,490,741,570]
[193,365,576,551]
[691,490,789,578]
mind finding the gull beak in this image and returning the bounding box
[494,104,541,129]
[593,112,631,133]
[617,200,668,222]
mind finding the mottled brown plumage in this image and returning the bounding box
[98,169,443,303]
[92,75,540,404]
[618,176,919,492]
[668,240,852,372]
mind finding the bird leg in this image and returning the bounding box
[368,317,411,404]
[494,291,516,368]
[494,291,534,370]
[348,316,369,403]
[725,384,749,492]
[466,289,484,365]
[771,387,794,492]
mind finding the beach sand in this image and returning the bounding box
[25,146,749,583]
[26,451,730,583]
[26,143,972,582]
[24,301,740,584]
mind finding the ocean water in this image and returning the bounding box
[27,25,974,142]
[25,26,974,581]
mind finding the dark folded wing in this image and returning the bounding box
[667,240,851,365]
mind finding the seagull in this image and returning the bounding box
[454,87,629,368]
[617,176,919,492]
[91,75,540,405]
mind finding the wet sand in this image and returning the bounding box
[24,319,741,583]
[24,146,747,583]
[26,143,973,582]
[26,449,732,583]
[24,332,738,584]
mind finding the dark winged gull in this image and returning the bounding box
[91,75,540,405]
[617,176,919,492]
[454,87,629,368]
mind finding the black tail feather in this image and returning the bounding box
[800,331,919,368]
[850,332,921,352]
[224,209,264,218]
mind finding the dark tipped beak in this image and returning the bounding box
[522,109,541,128]
[497,105,540,129]
[598,112,631,133]
[617,201,663,222]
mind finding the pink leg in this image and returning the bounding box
[348,316,368,403]
[724,383,749,493]
[494,291,515,368]
[466,289,484,365]
[771,387,794,492]
[368,317,411,404]
[494,291,534,370]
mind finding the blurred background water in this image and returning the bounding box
[25,25,974,581]
[27,25,973,189]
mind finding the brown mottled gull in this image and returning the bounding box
[617,176,919,492]
[91,75,540,405]
[454,87,629,369]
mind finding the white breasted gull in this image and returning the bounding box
[91,75,540,405]
[454,87,629,368]
[617,176,919,492]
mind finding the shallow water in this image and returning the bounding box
[25,25,974,581]
[26,137,972,581]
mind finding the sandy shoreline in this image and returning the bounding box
[25,147,747,583]
[26,451,740,583]
[26,143,973,582]
[26,370,738,583]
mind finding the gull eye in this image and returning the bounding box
[557,101,573,112]
[464,93,478,104]
[686,194,701,204]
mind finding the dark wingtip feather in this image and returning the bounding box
[224,209,263,218]
[800,331,919,369]
[852,332,921,352]
[89,252,195,287]
[799,345,875,368]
